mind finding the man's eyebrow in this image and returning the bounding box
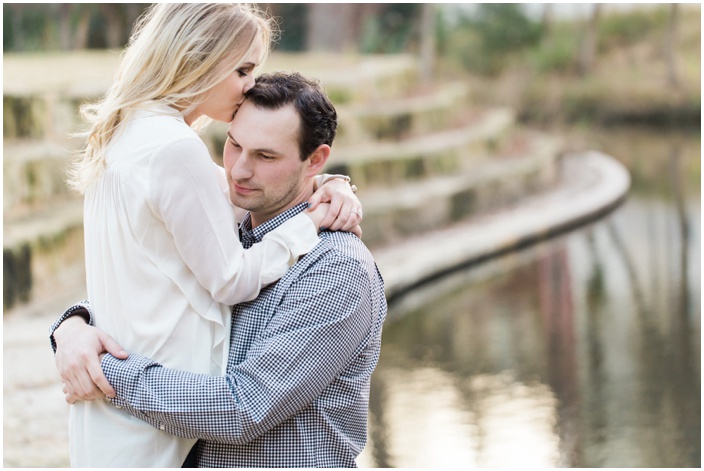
[226,132,280,156]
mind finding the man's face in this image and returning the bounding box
[223,100,311,225]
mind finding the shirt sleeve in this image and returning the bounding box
[148,138,319,305]
[48,300,94,354]
[102,253,374,444]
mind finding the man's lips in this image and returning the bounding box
[234,184,257,194]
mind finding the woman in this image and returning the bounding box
[65,3,361,467]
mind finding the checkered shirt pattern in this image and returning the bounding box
[98,203,387,467]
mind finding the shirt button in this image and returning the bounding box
[159,424,165,431]
[115,405,122,409]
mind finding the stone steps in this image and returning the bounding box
[335,81,471,145]
[326,107,515,188]
[3,93,84,140]
[3,51,420,140]
[358,131,563,246]
[3,197,85,310]
[3,139,80,214]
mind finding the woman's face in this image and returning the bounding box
[187,35,262,125]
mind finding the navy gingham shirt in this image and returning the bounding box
[96,203,387,467]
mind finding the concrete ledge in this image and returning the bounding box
[372,151,631,304]
[3,140,79,211]
[359,133,562,246]
[335,82,471,145]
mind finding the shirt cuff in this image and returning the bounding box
[263,212,320,264]
[49,300,93,354]
[102,353,160,428]
[102,353,154,404]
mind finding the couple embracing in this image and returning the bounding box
[50,4,386,468]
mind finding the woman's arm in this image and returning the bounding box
[150,138,319,305]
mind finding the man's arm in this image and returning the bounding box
[103,251,375,445]
[51,301,128,399]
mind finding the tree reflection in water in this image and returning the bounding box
[359,128,700,468]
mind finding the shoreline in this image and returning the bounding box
[373,151,631,304]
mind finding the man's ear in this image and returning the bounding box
[305,144,331,177]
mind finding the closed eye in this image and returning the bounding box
[226,135,241,148]
[237,64,255,78]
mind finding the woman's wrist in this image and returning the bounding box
[315,174,357,193]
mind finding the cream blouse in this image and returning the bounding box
[69,103,319,468]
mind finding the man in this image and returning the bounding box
[51,72,387,467]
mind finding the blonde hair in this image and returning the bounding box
[68,3,275,193]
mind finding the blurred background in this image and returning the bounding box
[3,3,700,468]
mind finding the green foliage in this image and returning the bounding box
[527,26,579,74]
[360,4,421,54]
[3,4,147,52]
[3,4,49,51]
[440,4,544,75]
[471,4,544,54]
[597,6,670,50]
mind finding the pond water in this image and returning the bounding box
[358,127,701,468]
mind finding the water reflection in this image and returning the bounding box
[370,367,560,468]
[360,128,700,468]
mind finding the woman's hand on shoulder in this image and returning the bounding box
[307,178,362,238]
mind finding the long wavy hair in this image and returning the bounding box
[68,3,276,193]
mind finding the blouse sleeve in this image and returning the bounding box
[147,137,319,305]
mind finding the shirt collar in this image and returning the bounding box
[129,101,184,122]
[239,203,309,249]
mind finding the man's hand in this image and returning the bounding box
[54,316,128,402]
[307,178,363,237]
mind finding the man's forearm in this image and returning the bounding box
[103,354,266,445]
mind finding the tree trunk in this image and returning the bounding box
[577,4,602,76]
[56,4,72,50]
[419,4,436,84]
[306,4,357,52]
[73,6,92,50]
[125,4,145,37]
[665,3,680,88]
[101,4,124,49]
[541,4,553,35]
[11,5,26,51]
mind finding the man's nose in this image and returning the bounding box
[231,154,253,180]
